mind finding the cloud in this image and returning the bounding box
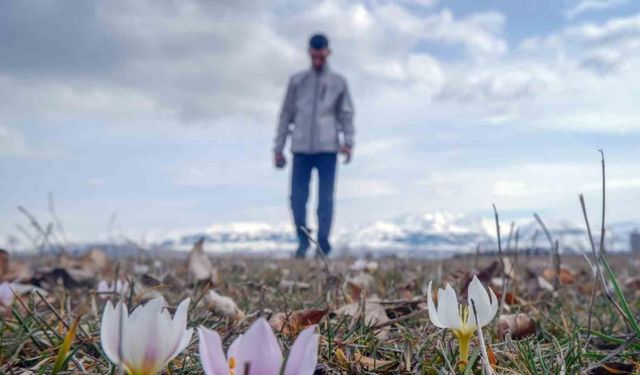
[565,0,629,19]
[0,0,513,126]
[438,68,545,103]
[339,177,398,199]
[0,125,27,156]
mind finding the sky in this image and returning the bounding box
[2,0,640,243]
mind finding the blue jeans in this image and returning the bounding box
[290,153,337,256]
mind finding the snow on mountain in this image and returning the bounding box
[157,222,296,253]
[152,212,639,256]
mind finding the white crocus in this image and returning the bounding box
[100,298,193,375]
[198,317,319,375]
[0,282,14,307]
[427,275,498,369]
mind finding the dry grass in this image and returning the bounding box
[1,252,639,374]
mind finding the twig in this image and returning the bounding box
[48,192,69,252]
[474,243,481,270]
[470,298,495,375]
[492,204,507,311]
[598,149,606,256]
[372,309,428,330]
[534,213,560,288]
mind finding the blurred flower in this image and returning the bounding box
[0,282,14,307]
[97,279,129,299]
[198,317,319,375]
[427,275,497,369]
[100,298,192,375]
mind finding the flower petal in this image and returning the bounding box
[168,298,192,359]
[100,300,126,366]
[467,275,497,327]
[198,327,230,375]
[426,281,446,328]
[437,284,461,329]
[234,318,283,375]
[228,334,242,361]
[283,325,319,375]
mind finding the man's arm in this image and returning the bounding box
[337,80,355,162]
[274,77,296,155]
[337,80,355,146]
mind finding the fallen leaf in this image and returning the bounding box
[542,267,575,284]
[496,313,536,340]
[205,290,243,320]
[269,308,328,335]
[589,362,636,375]
[335,348,349,367]
[344,272,376,301]
[335,297,390,339]
[278,279,311,291]
[487,345,497,368]
[1,258,32,282]
[354,352,394,371]
[187,238,214,282]
[0,249,8,278]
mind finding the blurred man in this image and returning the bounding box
[274,33,355,258]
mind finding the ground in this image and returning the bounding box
[1,252,639,374]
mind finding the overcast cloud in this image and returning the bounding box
[2,0,640,243]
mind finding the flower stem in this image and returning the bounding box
[455,330,473,371]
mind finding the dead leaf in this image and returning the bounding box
[351,259,379,273]
[589,362,636,374]
[278,279,311,291]
[1,258,32,282]
[354,352,394,371]
[0,249,8,278]
[487,345,497,368]
[335,297,390,339]
[205,290,243,320]
[335,348,349,367]
[187,239,214,282]
[33,267,94,288]
[269,308,328,335]
[162,273,186,292]
[495,313,536,340]
[542,267,575,284]
[344,272,376,301]
[625,276,640,290]
[79,248,109,274]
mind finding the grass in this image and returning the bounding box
[1,252,638,374]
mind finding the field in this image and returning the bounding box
[1,248,639,374]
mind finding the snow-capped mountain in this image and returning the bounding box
[157,222,296,253]
[154,212,639,256]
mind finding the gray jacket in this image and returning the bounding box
[274,66,354,154]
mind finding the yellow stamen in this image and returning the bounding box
[229,356,236,375]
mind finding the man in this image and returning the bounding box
[273,33,355,258]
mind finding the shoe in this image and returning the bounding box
[294,244,308,259]
[317,238,331,255]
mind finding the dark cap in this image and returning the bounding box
[309,33,329,50]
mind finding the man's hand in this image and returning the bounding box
[340,145,352,164]
[274,152,287,169]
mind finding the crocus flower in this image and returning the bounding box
[198,317,319,375]
[427,275,498,369]
[97,279,130,299]
[100,298,193,375]
[0,282,14,307]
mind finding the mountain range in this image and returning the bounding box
[156,212,640,257]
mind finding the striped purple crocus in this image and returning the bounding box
[198,318,319,375]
